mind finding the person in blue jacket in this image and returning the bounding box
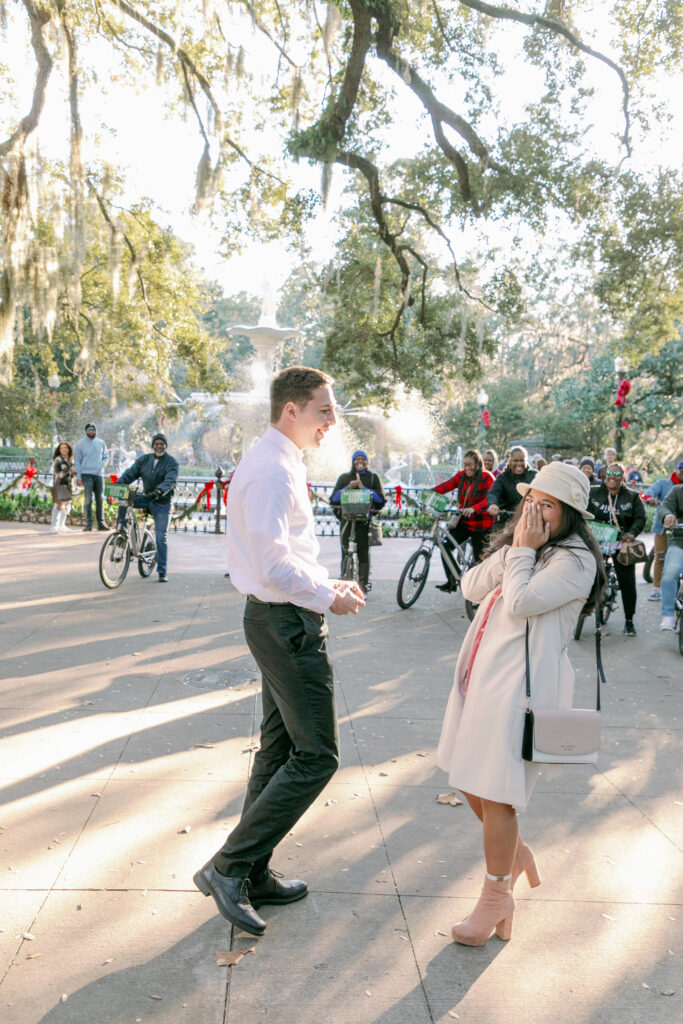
[74,422,109,531]
[116,433,179,582]
[331,450,385,594]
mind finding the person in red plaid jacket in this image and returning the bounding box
[432,449,495,591]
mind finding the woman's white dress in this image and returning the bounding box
[436,538,596,810]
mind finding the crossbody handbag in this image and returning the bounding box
[607,492,647,566]
[521,613,605,764]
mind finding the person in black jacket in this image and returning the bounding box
[487,446,536,519]
[116,433,179,582]
[330,450,385,594]
[589,462,646,635]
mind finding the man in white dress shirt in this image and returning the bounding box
[194,366,365,936]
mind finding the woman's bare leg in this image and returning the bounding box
[462,791,483,822]
[481,799,518,876]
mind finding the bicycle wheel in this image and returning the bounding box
[397,550,430,609]
[464,599,478,623]
[341,553,358,582]
[137,530,157,577]
[642,547,654,584]
[461,539,476,571]
[99,531,131,588]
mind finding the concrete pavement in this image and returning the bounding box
[0,522,681,1024]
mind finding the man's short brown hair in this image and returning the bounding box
[270,366,334,423]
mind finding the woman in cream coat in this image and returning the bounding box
[436,462,604,947]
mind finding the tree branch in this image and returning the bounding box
[111,0,251,167]
[0,1,53,158]
[457,0,631,156]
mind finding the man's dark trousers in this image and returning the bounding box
[82,473,105,527]
[213,599,339,879]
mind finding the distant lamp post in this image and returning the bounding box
[613,357,631,459]
[48,372,61,448]
[476,388,489,449]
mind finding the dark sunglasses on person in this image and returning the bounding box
[606,470,623,477]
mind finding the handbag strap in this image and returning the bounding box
[525,617,603,712]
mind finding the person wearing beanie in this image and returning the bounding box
[74,423,109,531]
[330,450,386,594]
[115,433,179,581]
[643,459,683,601]
[579,457,598,485]
[436,462,605,946]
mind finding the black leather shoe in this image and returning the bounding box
[193,862,266,936]
[249,869,308,908]
[623,619,637,636]
[158,572,168,582]
[97,524,109,531]
[83,526,92,532]
[436,582,455,593]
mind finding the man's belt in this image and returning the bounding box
[247,594,287,606]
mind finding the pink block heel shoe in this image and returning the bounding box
[451,876,515,946]
[512,839,541,889]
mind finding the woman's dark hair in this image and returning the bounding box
[483,497,606,613]
[461,449,483,497]
[53,441,74,460]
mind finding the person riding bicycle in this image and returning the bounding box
[330,450,386,595]
[115,433,179,583]
[657,483,683,631]
[487,446,536,520]
[588,462,646,636]
[644,459,683,601]
[432,449,494,591]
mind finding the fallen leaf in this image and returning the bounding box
[60,994,68,1002]
[324,799,337,806]
[379,771,388,777]
[149,994,163,1000]
[416,752,427,757]
[102,958,114,965]
[177,825,192,834]
[448,1013,460,1020]
[242,744,260,753]
[213,948,255,967]
[436,793,463,806]
[22,933,35,941]
[193,743,215,749]
[435,930,447,937]
[26,953,42,960]
[661,990,675,996]
[365,990,372,997]
[642,982,650,989]
[601,914,616,921]
[295,842,303,847]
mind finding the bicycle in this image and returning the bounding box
[396,490,477,617]
[99,483,157,589]
[574,522,620,640]
[662,527,683,656]
[339,488,373,590]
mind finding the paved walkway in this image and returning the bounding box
[0,523,681,1024]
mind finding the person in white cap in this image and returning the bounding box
[436,462,605,947]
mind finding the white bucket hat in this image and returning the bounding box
[516,462,594,520]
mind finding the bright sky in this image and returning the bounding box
[2,4,681,300]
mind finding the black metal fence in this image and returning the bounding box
[0,465,435,537]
